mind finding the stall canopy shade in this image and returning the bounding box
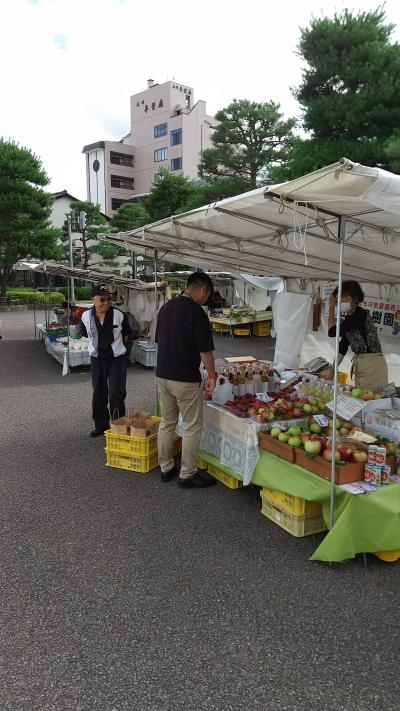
[21,261,166,291]
[100,158,400,284]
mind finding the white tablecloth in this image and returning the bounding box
[44,337,91,373]
[199,403,260,485]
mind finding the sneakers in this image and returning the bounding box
[160,466,178,483]
[89,428,106,438]
[178,471,217,488]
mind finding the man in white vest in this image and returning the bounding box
[81,285,133,437]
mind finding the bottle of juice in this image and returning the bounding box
[238,368,247,397]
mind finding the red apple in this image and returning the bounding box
[338,445,354,462]
[322,448,341,462]
[301,433,312,444]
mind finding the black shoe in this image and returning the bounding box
[90,428,106,438]
[178,471,217,488]
[160,466,178,482]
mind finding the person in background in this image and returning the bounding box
[81,285,133,437]
[58,302,86,327]
[156,271,217,488]
[326,280,388,389]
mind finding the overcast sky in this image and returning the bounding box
[2,0,399,199]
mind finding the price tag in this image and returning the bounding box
[313,414,329,427]
[326,394,367,421]
[270,421,287,430]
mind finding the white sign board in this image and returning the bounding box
[327,394,367,421]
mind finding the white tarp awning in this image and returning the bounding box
[100,158,400,284]
[21,261,166,291]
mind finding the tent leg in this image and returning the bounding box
[154,249,159,415]
[329,219,346,531]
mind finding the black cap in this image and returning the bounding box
[91,284,111,297]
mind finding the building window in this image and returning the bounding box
[110,175,134,190]
[110,151,133,167]
[171,157,182,171]
[186,95,190,109]
[112,198,129,211]
[154,147,168,162]
[158,99,163,108]
[170,128,182,146]
[154,122,168,138]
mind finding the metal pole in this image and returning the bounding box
[65,275,71,376]
[132,252,137,280]
[154,249,159,415]
[329,217,346,530]
[68,215,75,301]
[33,300,36,338]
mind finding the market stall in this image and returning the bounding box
[99,158,400,559]
[25,261,167,374]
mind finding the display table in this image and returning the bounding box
[44,336,91,370]
[198,447,400,563]
[200,404,259,484]
[209,311,272,337]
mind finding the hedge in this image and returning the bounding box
[57,286,92,301]
[6,288,65,305]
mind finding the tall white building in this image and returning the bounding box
[83,79,215,216]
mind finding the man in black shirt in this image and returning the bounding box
[155,272,217,488]
[81,285,133,437]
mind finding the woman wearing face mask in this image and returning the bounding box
[326,280,388,389]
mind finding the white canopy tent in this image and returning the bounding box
[99,158,400,527]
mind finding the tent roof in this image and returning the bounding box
[100,158,400,284]
[22,261,166,291]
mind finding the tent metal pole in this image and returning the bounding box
[154,249,159,416]
[329,217,346,530]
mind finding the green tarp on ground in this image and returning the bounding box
[199,449,400,562]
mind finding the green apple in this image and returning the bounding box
[270,427,281,438]
[278,432,290,443]
[304,440,321,458]
[288,436,302,448]
[288,425,301,437]
[303,403,313,414]
[310,423,322,434]
[351,388,362,398]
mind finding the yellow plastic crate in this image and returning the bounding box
[197,454,209,470]
[105,448,159,473]
[212,322,230,330]
[208,463,242,489]
[104,416,161,456]
[261,498,326,537]
[260,488,322,518]
[253,320,271,337]
[236,330,251,336]
[105,435,181,474]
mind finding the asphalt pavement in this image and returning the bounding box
[0,312,399,711]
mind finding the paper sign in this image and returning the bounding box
[340,482,368,494]
[255,393,273,403]
[313,414,329,427]
[326,394,367,421]
[390,475,400,483]
[349,430,377,444]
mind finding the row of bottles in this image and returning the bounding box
[219,366,280,397]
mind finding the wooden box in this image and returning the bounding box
[295,448,364,484]
[258,432,296,464]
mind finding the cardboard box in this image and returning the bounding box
[363,410,400,443]
[360,398,393,423]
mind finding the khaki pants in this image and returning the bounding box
[158,378,203,479]
[351,353,388,390]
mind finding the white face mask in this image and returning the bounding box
[334,302,352,318]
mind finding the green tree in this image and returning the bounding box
[60,200,122,270]
[280,8,400,178]
[199,99,296,188]
[0,139,61,295]
[145,168,197,221]
[110,201,150,232]
[179,176,250,213]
